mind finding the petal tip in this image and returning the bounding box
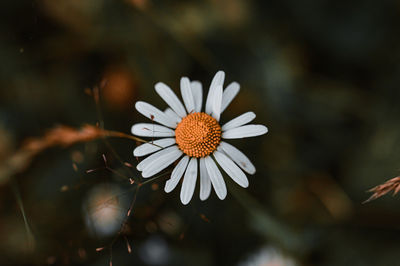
[164,185,172,193]
[134,101,142,111]
[262,125,269,134]
[249,169,256,175]
[130,124,137,135]
[154,82,163,88]
[141,169,154,178]
[218,193,227,200]
[181,198,190,205]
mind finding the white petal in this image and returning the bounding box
[137,145,180,171]
[133,138,176,157]
[205,71,225,114]
[199,158,211,201]
[191,81,203,112]
[141,147,183,178]
[155,82,187,117]
[131,123,175,137]
[222,125,268,139]
[165,156,189,193]
[221,82,240,113]
[211,85,223,121]
[180,77,195,113]
[219,142,256,174]
[180,158,198,205]
[214,151,248,188]
[221,112,256,131]
[164,108,181,125]
[204,156,227,200]
[135,101,177,128]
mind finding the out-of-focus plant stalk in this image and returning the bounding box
[0,125,146,186]
[228,179,307,255]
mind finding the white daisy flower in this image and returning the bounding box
[131,71,268,205]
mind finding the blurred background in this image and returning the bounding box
[1,0,400,265]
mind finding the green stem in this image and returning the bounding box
[227,180,306,255]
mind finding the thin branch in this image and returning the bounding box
[0,124,161,186]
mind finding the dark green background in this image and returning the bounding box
[1,0,400,265]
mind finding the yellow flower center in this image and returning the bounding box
[175,112,222,158]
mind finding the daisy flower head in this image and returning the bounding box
[131,71,268,204]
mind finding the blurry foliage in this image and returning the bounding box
[1,0,400,265]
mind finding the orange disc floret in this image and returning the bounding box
[175,112,222,158]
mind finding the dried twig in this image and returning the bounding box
[0,124,146,186]
[364,176,400,203]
